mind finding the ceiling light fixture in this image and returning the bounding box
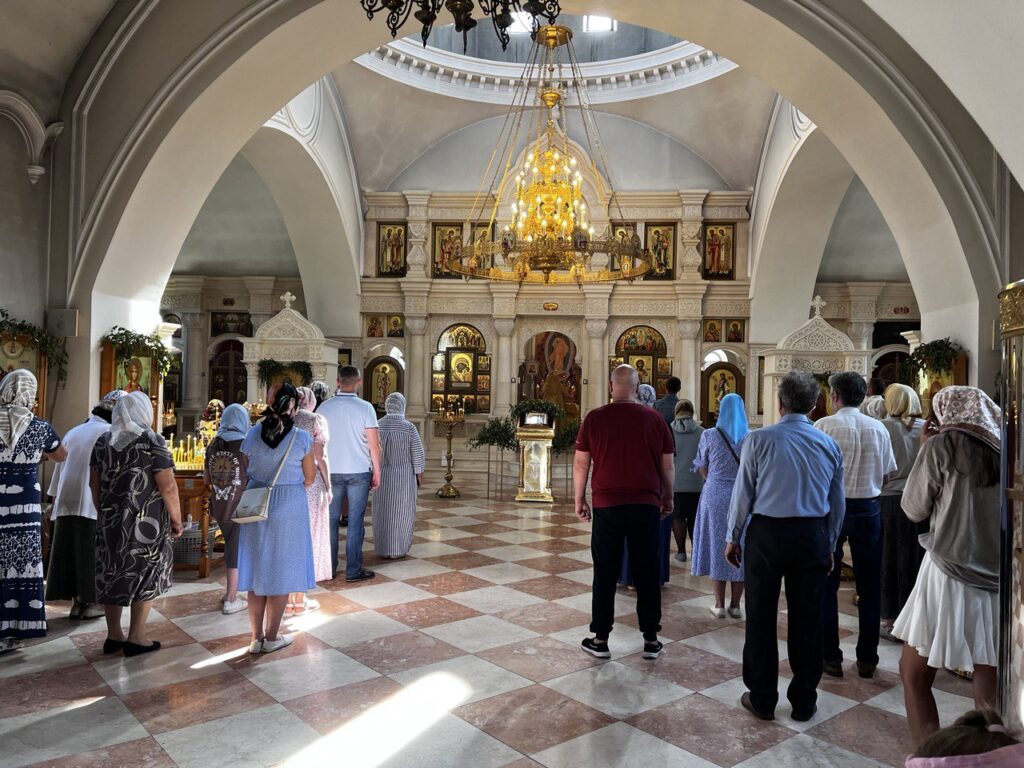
[360,0,562,52]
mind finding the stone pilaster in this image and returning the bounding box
[676,319,702,404]
[493,318,516,417]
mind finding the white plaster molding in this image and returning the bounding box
[355,38,738,106]
[871,343,910,366]
[0,90,63,183]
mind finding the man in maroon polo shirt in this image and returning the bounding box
[574,364,675,660]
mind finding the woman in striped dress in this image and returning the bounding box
[372,393,424,558]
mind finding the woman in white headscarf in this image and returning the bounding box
[46,390,125,620]
[0,370,66,653]
[372,393,424,558]
[89,391,182,657]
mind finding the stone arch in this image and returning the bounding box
[52,0,1007,427]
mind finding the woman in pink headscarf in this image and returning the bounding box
[288,386,332,614]
[894,386,1002,745]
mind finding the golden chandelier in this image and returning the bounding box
[446,24,656,284]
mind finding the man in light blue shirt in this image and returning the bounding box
[724,371,845,723]
[317,365,381,582]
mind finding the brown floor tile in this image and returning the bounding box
[456,684,614,754]
[780,659,901,702]
[659,584,706,604]
[23,737,177,768]
[445,535,511,551]
[619,603,724,641]
[518,538,588,555]
[808,703,914,767]
[495,602,593,635]
[501,759,544,768]
[457,522,518,535]
[425,552,504,572]
[151,589,226,619]
[0,663,113,718]
[318,573,395,591]
[200,630,331,667]
[313,592,365,616]
[629,694,794,767]
[285,676,405,734]
[478,636,604,682]
[619,642,742,691]
[120,669,273,734]
[515,556,589,575]
[70,619,194,662]
[535,524,585,539]
[341,630,465,675]
[377,597,482,629]
[508,575,591,600]
[471,511,522,522]
[404,570,494,596]
[932,668,976,697]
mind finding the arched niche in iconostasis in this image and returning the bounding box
[701,348,746,427]
[364,343,405,416]
[611,325,672,395]
[209,339,247,406]
[518,331,582,425]
[430,324,491,416]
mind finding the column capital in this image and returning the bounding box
[677,319,702,340]
[585,319,608,339]
[405,315,427,335]
[847,321,875,351]
[494,318,516,337]
[180,311,207,330]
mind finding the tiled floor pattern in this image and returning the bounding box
[2,472,976,767]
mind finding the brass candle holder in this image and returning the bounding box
[434,402,465,498]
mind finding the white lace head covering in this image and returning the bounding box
[385,392,406,416]
[110,391,154,450]
[931,385,1001,452]
[637,384,657,407]
[0,369,37,447]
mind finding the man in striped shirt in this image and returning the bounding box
[815,371,896,680]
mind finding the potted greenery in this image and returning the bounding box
[256,359,314,388]
[908,338,963,376]
[551,419,580,499]
[510,398,564,426]
[467,416,518,499]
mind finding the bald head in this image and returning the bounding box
[610,365,639,401]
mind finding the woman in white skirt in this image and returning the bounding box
[893,386,1001,745]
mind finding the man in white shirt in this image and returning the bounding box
[815,371,896,679]
[316,366,381,582]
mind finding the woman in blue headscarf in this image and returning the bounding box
[691,393,749,618]
[204,403,251,615]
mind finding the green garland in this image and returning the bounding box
[552,419,580,455]
[510,398,564,424]
[256,359,313,387]
[103,326,177,377]
[467,416,518,451]
[0,309,69,387]
[909,337,963,375]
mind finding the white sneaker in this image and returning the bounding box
[727,607,744,619]
[222,597,247,615]
[80,603,105,619]
[709,606,727,619]
[248,639,263,654]
[261,634,294,654]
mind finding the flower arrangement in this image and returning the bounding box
[256,359,314,387]
[102,326,178,377]
[0,309,68,387]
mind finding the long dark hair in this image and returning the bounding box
[260,383,297,448]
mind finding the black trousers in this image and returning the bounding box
[743,515,830,715]
[673,491,700,544]
[590,504,662,640]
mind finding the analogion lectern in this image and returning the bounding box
[516,411,555,503]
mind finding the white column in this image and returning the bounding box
[181,312,208,410]
[494,318,515,417]
[848,321,875,352]
[676,319,702,403]
[585,319,607,413]
[406,316,427,417]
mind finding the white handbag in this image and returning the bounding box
[232,430,298,524]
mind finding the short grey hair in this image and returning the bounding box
[778,371,820,414]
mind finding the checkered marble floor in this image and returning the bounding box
[2,472,976,768]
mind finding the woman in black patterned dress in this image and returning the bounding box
[90,391,183,656]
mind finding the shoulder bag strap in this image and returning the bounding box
[267,429,299,490]
[715,427,741,464]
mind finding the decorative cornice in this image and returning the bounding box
[355,38,737,106]
[0,90,63,183]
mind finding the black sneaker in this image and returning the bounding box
[346,569,376,583]
[581,637,611,659]
[643,640,664,659]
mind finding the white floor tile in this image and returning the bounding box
[416,527,478,541]
[345,581,436,609]
[864,683,974,727]
[156,704,321,768]
[543,661,691,719]
[0,695,147,768]
[475,544,550,561]
[486,529,554,544]
[698,675,858,732]
[172,606,253,642]
[241,647,379,701]
[92,642,230,695]
[422,614,540,653]
[374,713,521,768]
[370,559,453,580]
[446,585,545,613]
[680,625,784,663]
[389,654,532,705]
[532,722,716,767]
[462,562,549,585]
[554,591,635,617]
[0,636,84,678]
[732,733,889,767]
[305,610,410,648]
[547,625,662,660]
[406,541,465,559]
[429,516,482,527]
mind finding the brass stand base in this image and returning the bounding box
[437,484,460,498]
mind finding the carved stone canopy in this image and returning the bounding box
[254,306,324,342]
[776,313,855,353]
[242,304,339,402]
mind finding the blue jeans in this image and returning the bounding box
[822,498,882,665]
[329,472,372,579]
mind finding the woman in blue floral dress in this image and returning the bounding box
[0,370,66,653]
[691,393,748,619]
